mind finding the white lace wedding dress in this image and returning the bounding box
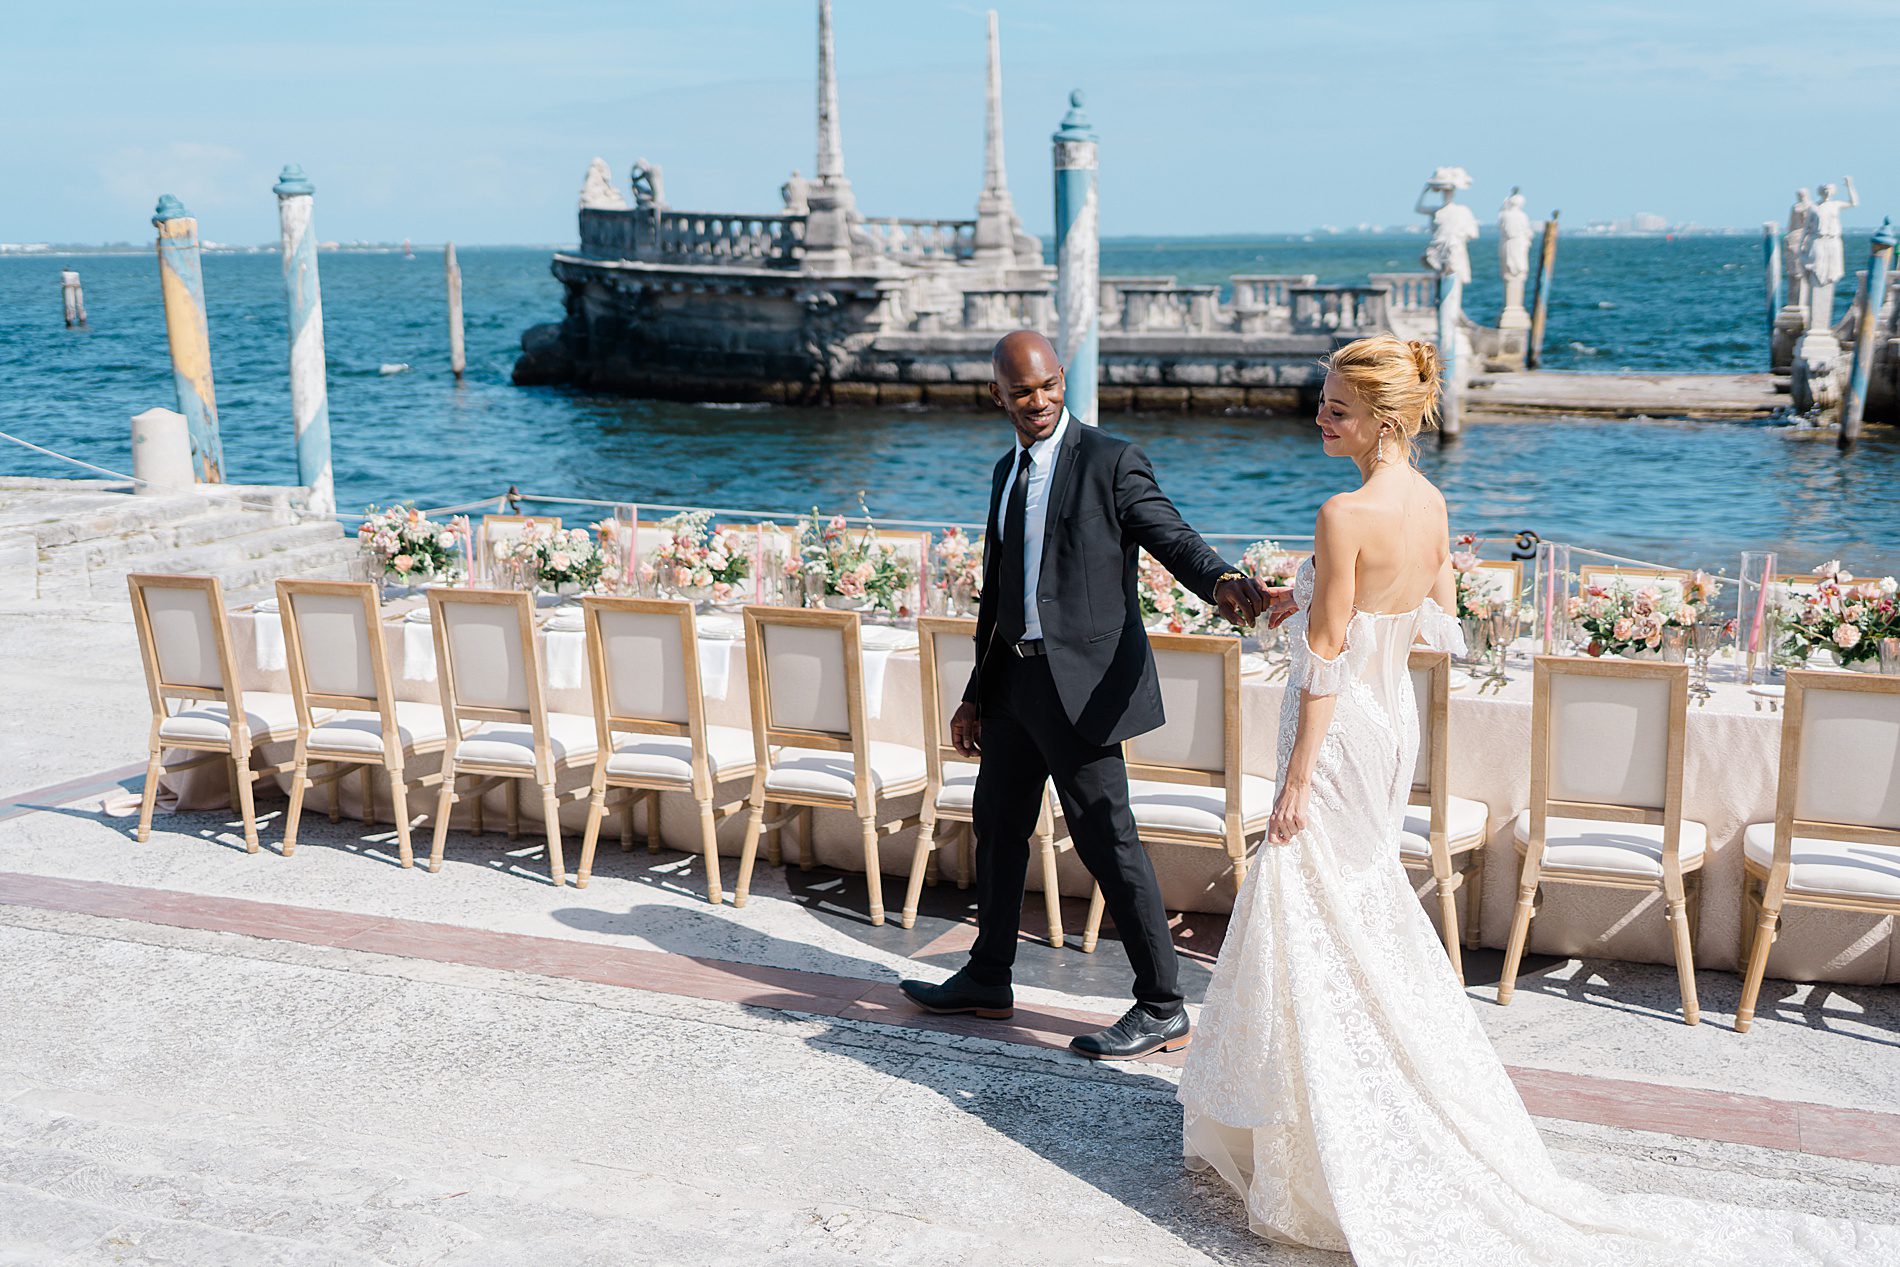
[1176,559,1898,1266]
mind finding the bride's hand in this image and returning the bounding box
[1263,586,1299,629]
[1268,779,1309,846]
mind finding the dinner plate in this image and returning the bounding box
[403,607,433,624]
[1239,653,1269,677]
[696,615,742,640]
[859,626,919,652]
[543,613,584,633]
[252,597,279,614]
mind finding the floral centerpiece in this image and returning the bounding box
[642,510,751,603]
[1778,562,1898,668]
[1241,538,1303,589]
[591,518,632,593]
[357,505,462,585]
[1139,552,1221,634]
[494,521,605,593]
[1665,570,1725,628]
[791,506,917,615]
[933,526,983,615]
[1569,580,1678,658]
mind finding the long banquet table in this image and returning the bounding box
[158,603,1900,986]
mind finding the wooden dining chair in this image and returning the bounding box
[1464,558,1524,607]
[276,579,447,867]
[732,606,925,925]
[1080,633,1272,952]
[901,617,1068,944]
[477,514,562,584]
[128,572,307,853]
[1737,670,1900,1032]
[574,596,757,900]
[1574,564,1691,603]
[426,588,597,884]
[1500,656,1706,1024]
[1400,648,1489,981]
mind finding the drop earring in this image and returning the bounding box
[1376,428,1387,465]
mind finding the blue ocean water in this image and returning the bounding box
[2,234,1895,574]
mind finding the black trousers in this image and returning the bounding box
[964,651,1182,1014]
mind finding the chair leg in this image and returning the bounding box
[471,786,484,836]
[1497,876,1540,1006]
[646,790,661,854]
[902,815,938,930]
[429,775,456,873]
[359,765,375,826]
[860,815,885,926]
[734,793,767,909]
[283,759,310,857]
[957,824,974,890]
[1038,829,1064,948]
[620,791,636,852]
[233,758,260,854]
[1664,880,1701,1026]
[1464,850,1488,950]
[136,751,163,843]
[697,798,723,905]
[329,759,341,822]
[388,773,414,869]
[1736,883,1781,1034]
[541,785,566,886]
[506,779,521,841]
[576,777,608,889]
[1436,871,1466,986]
[799,806,815,871]
[1080,883,1105,954]
[766,809,783,869]
[1686,869,1704,950]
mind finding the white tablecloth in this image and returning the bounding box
[172,616,1900,985]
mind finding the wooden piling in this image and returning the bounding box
[60,270,86,328]
[446,242,466,380]
[1526,210,1560,369]
[1840,217,1894,448]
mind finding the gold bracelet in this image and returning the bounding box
[1216,571,1248,586]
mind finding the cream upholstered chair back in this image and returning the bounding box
[588,598,693,725]
[916,616,976,784]
[1576,565,1689,604]
[279,581,381,705]
[1532,656,1687,823]
[1462,560,1523,606]
[1124,634,1239,785]
[1787,673,1900,832]
[742,606,865,768]
[1408,649,1451,796]
[132,574,230,694]
[429,588,538,717]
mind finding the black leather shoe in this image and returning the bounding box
[1070,1004,1191,1061]
[899,971,1014,1019]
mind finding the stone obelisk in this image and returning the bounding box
[804,0,858,275]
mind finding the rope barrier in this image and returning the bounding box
[0,431,147,485]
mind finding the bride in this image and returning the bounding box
[1176,335,1896,1264]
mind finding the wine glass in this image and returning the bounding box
[1691,620,1720,699]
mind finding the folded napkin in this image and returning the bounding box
[698,638,733,701]
[545,628,588,691]
[401,618,438,683]
[252,612,286,673]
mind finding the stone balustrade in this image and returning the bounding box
[1289,285,1390,334]
[859,218,977,262]
[1367,272,1440,313]
[1230,274,1318,334]
[1099,275,1176,325]
[1116,285,1223,334]
[577,207,807,267]
[960,287,1056,331]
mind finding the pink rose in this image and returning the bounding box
[1156,594,1176,615]
[392,554,414,574]
[550,551,572,570]
[1612,618,1634,641]
[1834,624,1862,649]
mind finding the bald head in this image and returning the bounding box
[989,331,1066,446]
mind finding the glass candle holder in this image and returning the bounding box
[1661,625,1688,663]
[1881,637,1900,676]
[1737,551,1777,684]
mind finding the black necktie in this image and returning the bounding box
[997,447,1034,645]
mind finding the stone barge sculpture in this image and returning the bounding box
[514,3,1456,415]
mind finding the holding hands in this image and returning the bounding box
[1213,576,1299,631]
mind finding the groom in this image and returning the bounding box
[901,331,1266,1061]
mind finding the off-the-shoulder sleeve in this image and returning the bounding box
[1286,612,1367,697]
[1416,600,1467,657]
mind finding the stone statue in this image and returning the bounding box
[1783,188,1813,292]
[630,158,666,210]
[781,169,810,215]
[1497,190,1532,281]
[1801,177,1859,291]
[1416,167,1478,285]
[1496,188,1533,333]
[578,157,627,211]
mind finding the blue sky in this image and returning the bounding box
[2,1,1893,245]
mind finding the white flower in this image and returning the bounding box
[1815,560,1842,578]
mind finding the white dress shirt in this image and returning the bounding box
[997,409,1070,641]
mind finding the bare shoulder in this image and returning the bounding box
[1315,490,1375,541]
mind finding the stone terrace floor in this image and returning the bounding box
[2,605,1898,1265]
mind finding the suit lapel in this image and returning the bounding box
[1036,413,1083,578]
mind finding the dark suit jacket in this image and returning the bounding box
[962,420,1235,747]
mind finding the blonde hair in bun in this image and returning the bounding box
[1321,333,1443,459]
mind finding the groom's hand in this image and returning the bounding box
[1213,576,1268,628]
[951,701,982,757]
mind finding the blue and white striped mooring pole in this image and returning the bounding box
[1053,90,1100,426]
[1840,216,1895,449]
[1762,221,1784,348]
[273,164,334,514]
[151,195,223,483]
